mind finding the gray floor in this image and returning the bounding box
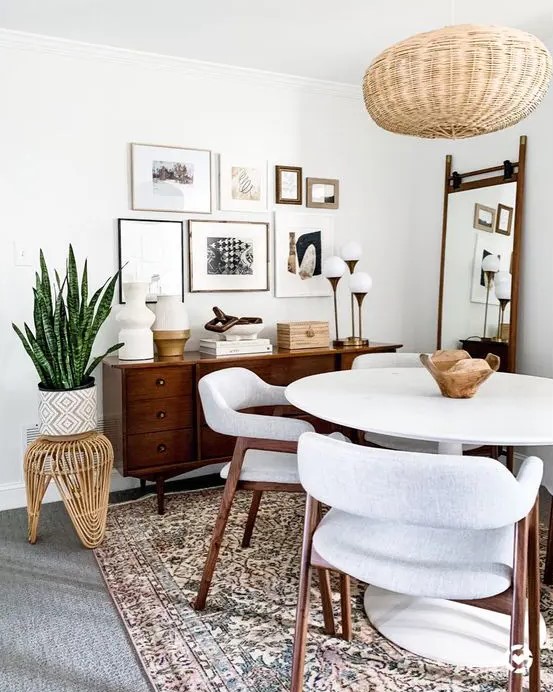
[0,475,222,692]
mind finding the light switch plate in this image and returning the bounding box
[14,242,33,267]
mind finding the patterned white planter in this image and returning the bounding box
[38,381,97,437]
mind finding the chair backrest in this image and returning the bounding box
[298,432,542,530]
[352,352,423,370]
[199,367,313,441]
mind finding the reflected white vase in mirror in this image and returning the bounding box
[117,281,155,361]
[152,295,190,357]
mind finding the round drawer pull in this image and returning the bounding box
[156,411,166,419]
[157,444,167,453]
[156,378,166,386]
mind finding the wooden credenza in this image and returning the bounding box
[103,342,401,513]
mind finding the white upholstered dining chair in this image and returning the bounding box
[291,433,542,692]
[352,352,485,454]
[194,367,347,613]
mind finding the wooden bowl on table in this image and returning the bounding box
[420,349,500,399]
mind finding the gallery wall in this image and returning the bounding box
[0,30,413,509]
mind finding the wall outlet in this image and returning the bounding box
[14,242,33,267]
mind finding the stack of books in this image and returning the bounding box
[199,338,273,357]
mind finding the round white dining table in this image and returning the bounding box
[286,368,553,668]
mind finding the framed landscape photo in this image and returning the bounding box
[118,218,184,303]
[275,212,334,297]
[219,156,268,212]
[306,177,339,210]
[495,203,514,236]
[131,143,212,213]
[188,219,269,292]
[275,165,302,205]
[473,202,496,232]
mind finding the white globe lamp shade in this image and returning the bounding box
[323,256,347,279]
[340,242,362,261]
[350,272,373,294]
[494,273,512,300]
[481,254,500,272]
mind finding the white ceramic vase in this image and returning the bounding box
[152,295,190,357]
[117,282,155,360]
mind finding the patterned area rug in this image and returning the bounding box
[94,489,553,691]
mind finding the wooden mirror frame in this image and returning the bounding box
[437,135,527,373]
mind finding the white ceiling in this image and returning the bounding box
[1,0,552,83]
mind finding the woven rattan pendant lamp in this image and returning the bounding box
[363,23,552,138]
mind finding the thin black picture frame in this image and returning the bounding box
[117,218,185,304]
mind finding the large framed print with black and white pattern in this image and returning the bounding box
[188,220,269,293]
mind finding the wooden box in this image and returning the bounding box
[277,321,330,350]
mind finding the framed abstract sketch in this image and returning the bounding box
[306,177,339,209]
[495,203,514,236]
[473,203,495,232]
[219,156,268,212]
[118,218,184,303]
[275,165,302,205]
[275,213,334,297]
[188,219,269,292]
[131,143,212,213]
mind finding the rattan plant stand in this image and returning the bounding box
[24,432,113,548]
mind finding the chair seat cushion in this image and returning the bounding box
[364,432,480,454]
[221,449,299,484]
[313,509,513,600]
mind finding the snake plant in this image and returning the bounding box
[12,245,123,390]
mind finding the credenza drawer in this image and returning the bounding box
[126,366,193,401]
[126,396,193,434]
[126,429,194,470]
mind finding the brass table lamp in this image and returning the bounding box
[481,254,500,339]
[350,271,373,347]
[340,241,363,346]
[322,256,347,348]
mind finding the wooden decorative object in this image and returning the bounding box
[420,350,500,399]
[363,25,552,139]
[277,322,330,350]
[24,432,113,548]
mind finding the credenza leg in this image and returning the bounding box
[140,479,147,492]
[156,476,165,515]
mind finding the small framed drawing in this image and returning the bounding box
[130,143,212,213]
[188,219,269,292]
[118,218,184,303]
[275,213,334,297]
[473,203,496,232]
[275,165,302,205]
[219,156,268,212]
[495,203,514,236]
[306,177,339,210]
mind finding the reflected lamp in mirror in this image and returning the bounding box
[323,256,347,348]
[350,271,373,347]
[494,273,512,343]
[481,253,500,340]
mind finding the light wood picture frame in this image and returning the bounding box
[473,202,496,232]
[306,177,339,210]
[188,219,269,293]
[130,143,212,213]
[275,165,302,205]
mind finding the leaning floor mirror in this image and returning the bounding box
[437,135,527,373]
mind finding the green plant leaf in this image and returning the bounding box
[17,323,56,386]
[83,343,124,379]
[39,249,53,316]
[12,323,49,384]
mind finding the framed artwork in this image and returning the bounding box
[275,213,334,297]
[118,219,184,303]
[188,219,269,292]
[473,203,496,232]
[130,143,212,213]
[306,177,339,209]
[219,156,268,212]
[495,203,514,236]
[275,165,302,205]
[471,235,511,305]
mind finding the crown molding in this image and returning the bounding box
[0,28,360,100]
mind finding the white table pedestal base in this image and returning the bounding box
[364,586,547,668]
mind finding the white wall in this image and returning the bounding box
[0,31,412,509]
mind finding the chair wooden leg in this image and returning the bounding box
[241,490,262,548]
[318,568,335,636]
[506,447,515,473]
[291,496,319,692]
[194,439,246,611]
[544,494,553,585]
[340,573,352,641]
[508,516,529,692]
[528,501,541,692]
